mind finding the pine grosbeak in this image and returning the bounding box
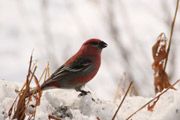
[34,39,107,96]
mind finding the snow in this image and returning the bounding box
[0,80,180,120]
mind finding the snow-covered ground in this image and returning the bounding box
[0,80,180,120]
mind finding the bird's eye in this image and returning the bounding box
[90,42,99,46]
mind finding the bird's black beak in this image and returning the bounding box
[99,41,108,49]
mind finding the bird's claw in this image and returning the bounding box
[78,90,91,97]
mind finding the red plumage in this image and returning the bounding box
[35,39,107,96]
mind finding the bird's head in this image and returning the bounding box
[77,38,107,57]
[83,39,108,50]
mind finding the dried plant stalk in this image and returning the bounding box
[8,52,48,120]
[152,0,179,94]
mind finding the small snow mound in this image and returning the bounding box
[32,89,123,120]
[0,80,123,120]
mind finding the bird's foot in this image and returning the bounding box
[78,90,91,97]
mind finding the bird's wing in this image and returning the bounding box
[48,57,93,81]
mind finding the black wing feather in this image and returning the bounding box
[48,57,93,81]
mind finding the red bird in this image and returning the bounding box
[35,39,107,96]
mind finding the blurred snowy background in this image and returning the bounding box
[0,0,180,100]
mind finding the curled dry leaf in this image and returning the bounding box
[152,33,175,94]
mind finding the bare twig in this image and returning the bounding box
[112,81,133,120]
[164,0,179,71]
[126,79,180,120]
